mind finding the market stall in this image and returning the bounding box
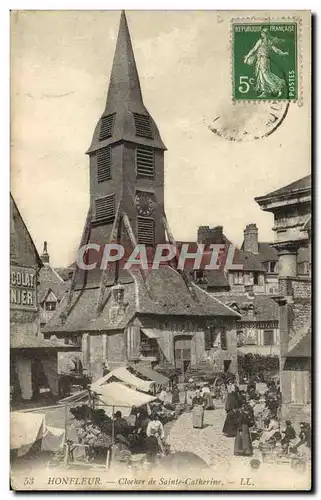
[92,367,155,394]
[129,363,169,387]
[10,411,65,458]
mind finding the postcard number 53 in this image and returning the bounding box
[24,477,34,485]
[238,76,255,93]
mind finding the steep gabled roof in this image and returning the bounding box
[10,331,77,350]
[232,248,266,272]
[43,266,240,334]
[255,175,311,203]
[257,242,278,263]
[217,293,279,322]
[10,194,43,268]
[38,263,66,303]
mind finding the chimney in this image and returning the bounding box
[197,226,210,244]
[243,223,259,254]
[41,241,50,264]
[197,225,224,246]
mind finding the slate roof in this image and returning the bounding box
[43,266,240,334]
[257,242,278,263]
[216,293,279,322]
[232,248,266,272]
[287,323,311,358]
[177,241,266,273]
[10,194,43,269]
[205,270,230,288]
[255,175,311,201]
[10,332,76,350]
[55,265,75,282]
[38,264,67,303]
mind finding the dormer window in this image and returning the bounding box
[229,302,240,314]
[99,113,115,141]
[268,261,277,273]
[247,305,255,319]
[133,113,153,139]
[45,301,56,311]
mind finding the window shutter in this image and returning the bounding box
[99,114,115,141]
[127,326,141,361]
[133,113,153,138]
[137,217,154,246]
[94,194,115,223]
[97,147,112,183]
[220,329,227,350]
[136,146,154,178]
[204,329,212,350]
[263,330,274,346]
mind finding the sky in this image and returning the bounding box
[10,10,311,267]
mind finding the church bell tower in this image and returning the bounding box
[86,11,166,254]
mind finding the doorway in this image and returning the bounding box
[174,336,192,378]
[224,360,231,373]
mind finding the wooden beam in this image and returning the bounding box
[122,213,147,284]
[162,214,198,302]
[96,203,122,314]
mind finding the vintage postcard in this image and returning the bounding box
[10,10,311,491]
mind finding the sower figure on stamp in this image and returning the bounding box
[244,27,289,98]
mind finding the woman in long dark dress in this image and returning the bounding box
[225,382,240,412]
[234,404,255,456]
[172,383,180,404]
[222,408,239,437]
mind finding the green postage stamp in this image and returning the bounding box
[233,22,297,101]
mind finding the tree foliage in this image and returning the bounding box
[238,354,279,378]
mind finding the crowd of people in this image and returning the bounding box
[112,382,216,463]
[221,379,311,460]
[71,378,311,467]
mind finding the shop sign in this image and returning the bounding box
[10,265,37,310]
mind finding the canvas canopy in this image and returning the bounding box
[93,382,156,416]
[11,412,46,455]
[92,366,155,393]
[59,381,156,417]
[10,412,65,456]
[130,363,169,386]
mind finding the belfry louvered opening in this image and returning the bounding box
[99,114,115,141]
[133,113,153,139]
[136,146,154,178]
[137,217,155,246]
[97,147,112,183]
[94,194,116,223]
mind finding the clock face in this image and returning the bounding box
[135,192,155,217]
